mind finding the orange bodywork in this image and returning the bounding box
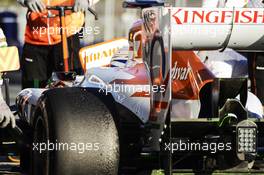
[107,49,214,102]
[128,20,143,59]
[171,50,215,100]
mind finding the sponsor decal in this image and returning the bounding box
[172,8,264,24]
[79,39,128,70]
[171,61,191,81]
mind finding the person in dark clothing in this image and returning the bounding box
[18,0,89,89]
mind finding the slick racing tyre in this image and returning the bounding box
[32,88,119,175]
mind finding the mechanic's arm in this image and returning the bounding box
[0,86,16,128]
[0,29,16,128]
[74,0,90,12]
[17,0,46,13]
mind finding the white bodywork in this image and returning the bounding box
[170,7,264,51]
[197,49,248,78]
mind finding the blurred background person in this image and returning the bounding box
[201,0,264,109]
[245,0,264,108]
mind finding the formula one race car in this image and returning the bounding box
[1,0,264,175]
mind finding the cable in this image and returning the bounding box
[220,6,235,52]
[8,156,20,164]
[218,113,238,127]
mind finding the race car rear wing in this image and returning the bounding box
[143,7,264,51]
[141,7,264,119]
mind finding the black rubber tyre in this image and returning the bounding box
[31,88,119,175]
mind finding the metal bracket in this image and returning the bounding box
[3,77,10,106]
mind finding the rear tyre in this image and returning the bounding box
[31,88,119,175]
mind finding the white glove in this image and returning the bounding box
[74,0,89,12]
[0,92,16,128]
[24,0,46,13]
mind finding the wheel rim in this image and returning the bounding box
[150,38,165,114]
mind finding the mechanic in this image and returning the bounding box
[0,28,16,128]
[225,0,264,109]
[17,0,90,89]
[249,53,264,108]
[203,0,264,109]
[245,0,264,108]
